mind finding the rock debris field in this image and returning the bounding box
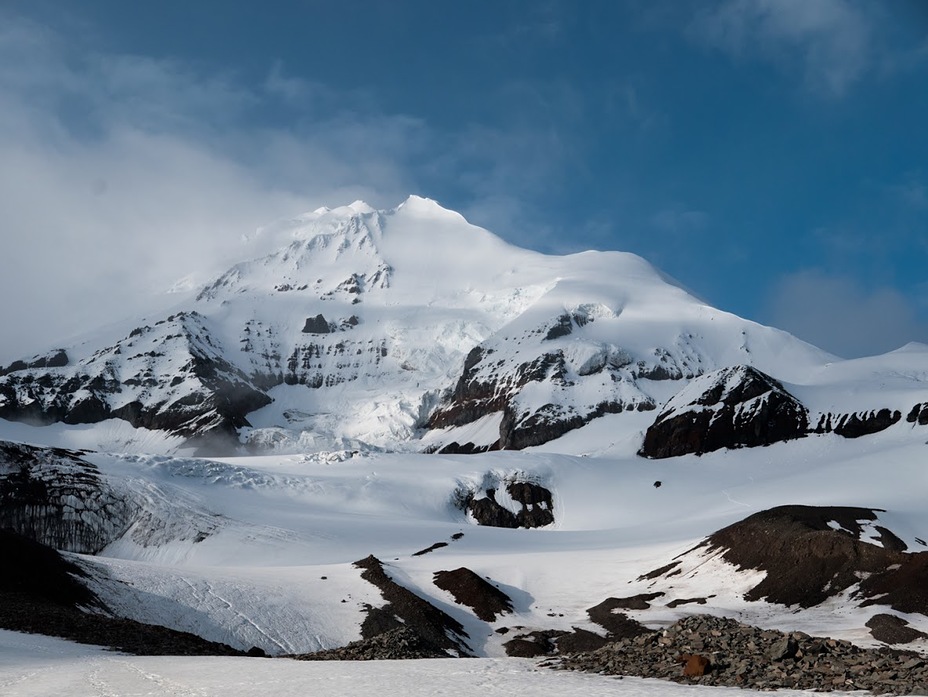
[554,614,928,694]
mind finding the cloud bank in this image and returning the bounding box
[764,270,928,358]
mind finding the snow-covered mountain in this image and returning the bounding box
[6,194,920,458]
[3,197,928,695]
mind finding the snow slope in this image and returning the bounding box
[17,416,918,658]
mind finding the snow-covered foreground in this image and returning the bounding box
[0,630,866,697]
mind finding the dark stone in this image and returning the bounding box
[301,314,332,334]
[432,567,514,621]
[294,626,448,660]
[412,542,448,556]
[866,614,928,644]
[0,441,137,553]
[639,365,809,459]
[504,637,551,657]
[665,597,708,608]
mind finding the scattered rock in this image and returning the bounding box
[294,627,448,660]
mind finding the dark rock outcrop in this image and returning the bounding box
[867,614,928,645]
[353,555,471,656]
[0,441,136,553]
[586,598,651,638]
[907,403,928,426]
[639,365,809,458]
[0,312,271,451]
[684,505,928,614]
[433,567,513,621]
[814,408,902,438]
[459,479,555,529]
[301,314,332,334]
[0,349,69,375]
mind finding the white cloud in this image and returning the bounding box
[764,270,928,358]
[0,13,433,360]
[0,10,579,362]
[689,0,873,96]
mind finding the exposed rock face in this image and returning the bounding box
[813,408,902,438]
[301,314,331,334]
[0,441,136,553]
[0,349,69,375]
[0,312,270,451]
[586,598,652,638]
[433,567,513,621]
[353,555,471,656]
[425,304,698,452]
[456,476,555,529]
[684,505,928,614]
[556,614,928,694]
[639,365,809,458]
[907,403,928,426]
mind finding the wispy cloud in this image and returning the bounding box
[689,0,873,96]
[764,270,928,357]
[0,10,579,360]
[0,12,422,359]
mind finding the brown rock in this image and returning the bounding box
[680,653,710,677]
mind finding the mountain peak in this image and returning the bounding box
[395,195,463,221]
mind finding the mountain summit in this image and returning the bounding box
[1,198,924,455]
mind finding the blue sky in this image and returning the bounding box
[1,0,926,359]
